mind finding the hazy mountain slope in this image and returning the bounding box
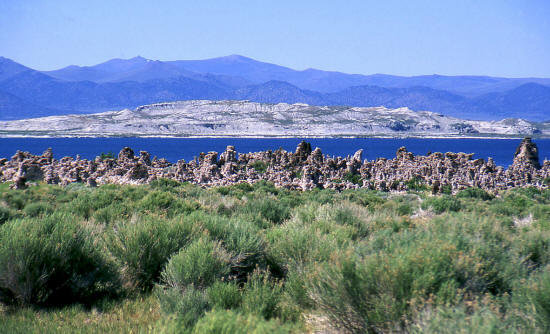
[167,55,550,95]
[353,74,550,97]
[0,57,34,82]
[0,71,231,112]
[235,81,326,105]
[0,90,66,120]
[44,56,196,83]
[463,83,550,121]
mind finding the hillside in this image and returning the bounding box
[0,100,548,138]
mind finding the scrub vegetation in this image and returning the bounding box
[1,180,550,333]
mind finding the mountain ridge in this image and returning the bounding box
[1,55,549,121]
[40,54,550,96]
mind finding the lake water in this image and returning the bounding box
[1,137,549,168]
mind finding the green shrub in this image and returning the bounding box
[266,219,340,271]
[513,229,550,269]
[150,178,181,189]
[340,189,385,208]
[243,198,291,225]
[185,212,267,281]
[405,176,428,191]
[138,190,176,211]
[514,187,545,201]
[241,270,283,320]
[0,213,119,306]
[409,305,509,334]
[422,195,462,214]
[99,152,115,160]
[457,187,494,201]
[513,268,550,332]
[207,281,242,310]
[108,216,195,290]
[156,286,210,331]
[138,190,199,216]
[343,172,362,185]
[23,201,54,217]
[192,309,298,334]
[68,188,125,219]
[250,161,267,174]
[0,206,15,225]
[282,266,315,309]
[92,203,131,224]
[307,215,523,332]
[490,192,534,216]
[160,238,231,290]
[532,204,550,222]
[2,192,27,210]
[440,184,452,195]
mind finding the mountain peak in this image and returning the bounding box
[216,54,255,62]
[130,56,150,62]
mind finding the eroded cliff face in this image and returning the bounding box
[1,139,549,193]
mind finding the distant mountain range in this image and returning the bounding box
[0,55,549,121]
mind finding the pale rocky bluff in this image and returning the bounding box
[1,138,549,193]
[0,100,549,137]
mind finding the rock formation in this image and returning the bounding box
[1,139,549,193]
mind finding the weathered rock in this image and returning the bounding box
[139,151,151,166]
[1,138,548,193]
[295,141,312,162]
[220,146,237,164]
[118,147,135,162]
[513,137,540,169]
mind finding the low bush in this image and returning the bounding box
[23,201,54,217]
[513,267,550,332]
[242,198,291,225]
[241,270,283,320]
[191,309,298,334]
[512,227,550,271]
[98,152,115,160]
[422,195,462,214]
[150,178,181,190]
[409,305,508,334]
[156,286,210,331]
[343,172,362,185]
[0,206,15,225]
[456,187,494,201]
[307,214,523,332]
[92,203,132,224]
[250,161,267,174]
[1,192,27,210]
[185,212,267,281]
[405,176,428,191]
[490,192,534,216]
[340,189,385,208]
[108,216,195,290]
[266,219,340,271]
[207,281,242,310]
[160,238,231,290]
[138,191,181,213]
[0,213,119,306]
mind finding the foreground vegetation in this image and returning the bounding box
[1,180,550,333]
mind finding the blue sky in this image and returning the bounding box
[1,0,549,77]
